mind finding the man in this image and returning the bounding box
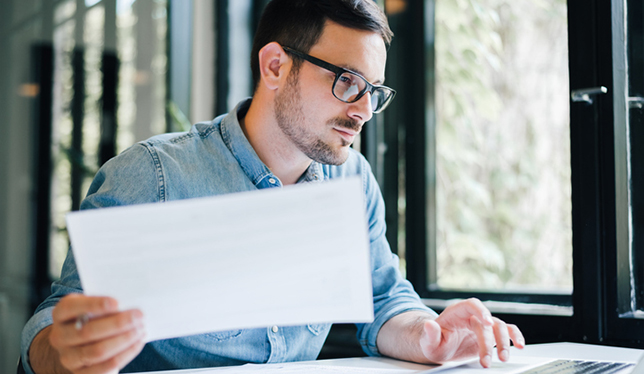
[21,1,524,373]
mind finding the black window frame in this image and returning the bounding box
[603,0,644,346]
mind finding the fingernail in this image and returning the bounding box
[482,355,492,368]
[499,349,509,361]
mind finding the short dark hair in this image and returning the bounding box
[250,0,393,91]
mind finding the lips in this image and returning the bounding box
[334,127,357,143]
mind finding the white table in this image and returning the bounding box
[133,343,644,374]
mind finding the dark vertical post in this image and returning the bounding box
[402,0,433,295]
[568,0,607,344]
[30,44,54,310]
[70,48,85,211]
[100,0,118,165]
[99,52,119,165]
[29,0,56,310]
[215,0,229,116]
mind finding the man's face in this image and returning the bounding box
[273,21,388,165]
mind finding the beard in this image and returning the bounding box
[274,69,360,166]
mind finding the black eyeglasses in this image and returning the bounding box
[282,46,396,114]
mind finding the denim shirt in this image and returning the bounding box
[21,99,435,373]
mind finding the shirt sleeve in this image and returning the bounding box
[354,157,438,357]
[20,144,160,374]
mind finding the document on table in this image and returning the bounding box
[128,356,478,374]
[66,177,374,342]
[132,365,424,374]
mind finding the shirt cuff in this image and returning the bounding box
[359,302,438,357]
[21,307,55,374]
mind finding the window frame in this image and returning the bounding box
[604,0,644,346]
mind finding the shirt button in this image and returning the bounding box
[268,178,276,184]
[272,325,279,333]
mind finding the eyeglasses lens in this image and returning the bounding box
[333,71,393,113]
[371,90,384,113]
[334,72,364,102]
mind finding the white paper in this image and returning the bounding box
[128,357,474,374]
[131,365,415,374]
[67,177,374,342]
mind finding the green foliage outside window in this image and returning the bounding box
[434,0,572,291]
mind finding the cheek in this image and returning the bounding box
[299,71,343,109]
[295,72,348,123]
[302,90,346,122]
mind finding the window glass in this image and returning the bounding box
[48,0,168,279]
[117,0,168,151]
[434,0,572,292]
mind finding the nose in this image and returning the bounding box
[347,92,374,123]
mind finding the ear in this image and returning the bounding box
[257,42,290,91]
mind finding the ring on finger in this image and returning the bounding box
[74,314,89,331]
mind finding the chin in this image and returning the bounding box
[328,149,351,166]
[306,139,351,165]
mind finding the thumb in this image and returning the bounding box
[420,319,442,354]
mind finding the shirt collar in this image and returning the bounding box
[297,162,323,183]
[220,99,274,186]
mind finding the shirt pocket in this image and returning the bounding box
[307,323,331,336]
[205,329,244,341]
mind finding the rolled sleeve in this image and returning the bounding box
[20,308,55,374]
[20,248,84,374]
[358,301,436,356]
[354,156,437,356]
[356,249,437,356]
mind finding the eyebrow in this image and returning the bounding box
[338,63,385,86]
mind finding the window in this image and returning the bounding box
[382,0,644,346]
[37,0,273,301]
[384,0,572,309]
[44,0,168,281]
[432,0,572,294]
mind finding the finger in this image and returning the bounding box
[492,318,510,362]
[57,309,144,347]
[419,320,443,361]
[508,323,525,349]
[61,324,146,370]
[74,338,146,374]
[52,294,119,324]
[470,315,495,368]
[442,298,494,328]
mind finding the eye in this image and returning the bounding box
[337,72,359,88]
[337,75,352,87]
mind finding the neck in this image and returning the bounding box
[240,98,312,186]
